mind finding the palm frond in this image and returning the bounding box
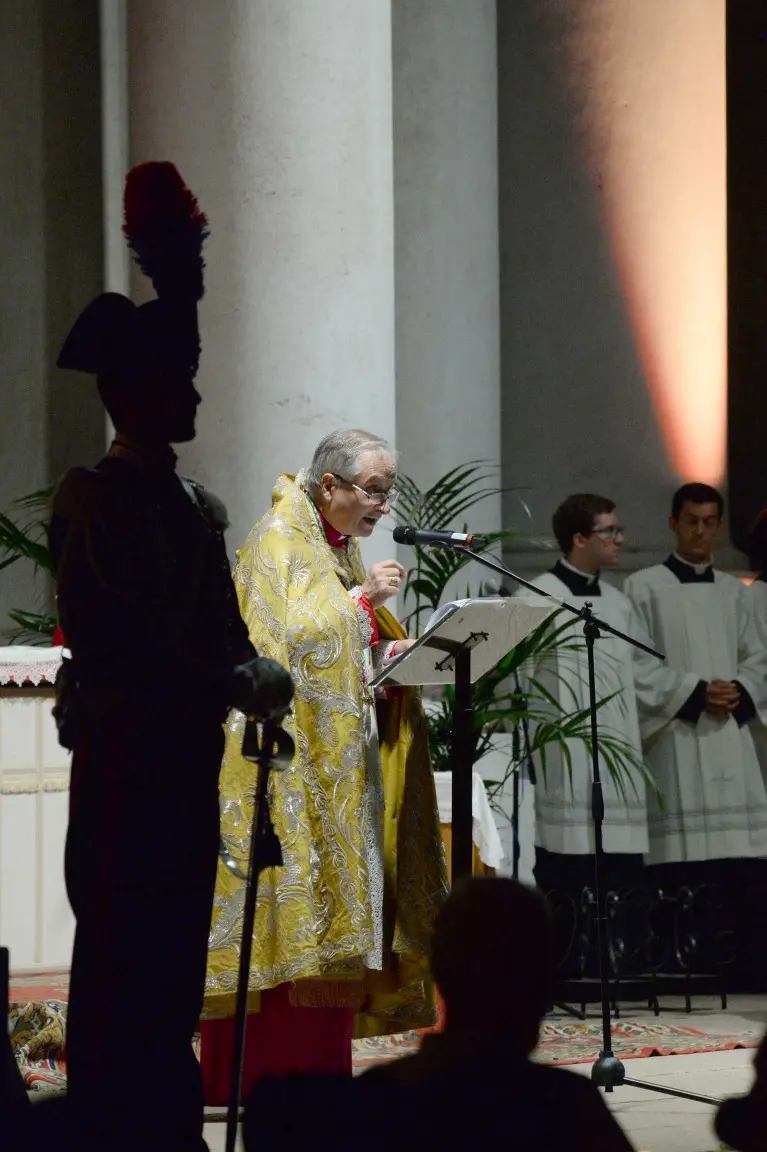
[0,511,55,575]
[11,486,55,514]
[398,459,663,826]
[8,609,57,646]
[0,487,56,636]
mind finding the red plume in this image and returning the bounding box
[123,162,209,301]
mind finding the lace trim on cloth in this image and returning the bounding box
[368,640,401,700]
[0,652,62,687]
[349,587,379,649]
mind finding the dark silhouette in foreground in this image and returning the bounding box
[242,877,636,1151]
[5,162,293,1152]
[716,1030,767,1151]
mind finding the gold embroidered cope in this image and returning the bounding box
[203,473,448,1037]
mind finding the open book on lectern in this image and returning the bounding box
[369,598,557,689]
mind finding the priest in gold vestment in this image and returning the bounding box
[200,429,448,1101]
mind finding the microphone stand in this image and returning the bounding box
[220,717,294,1152]
[508,666,582,1021]
[432,542,718,1106]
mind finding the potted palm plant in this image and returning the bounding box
[0,487,57,643]
[392,463,653,817]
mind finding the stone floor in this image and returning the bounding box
[200,995,767,1152]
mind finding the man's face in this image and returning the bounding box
[572,509,624,571]
[145,359,201,444]
[320,450,397,538]
[670,501,722,564]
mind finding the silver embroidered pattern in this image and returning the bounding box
[206,474,445,1005]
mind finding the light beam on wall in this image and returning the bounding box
[550,0,727,484]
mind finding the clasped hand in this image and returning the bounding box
[705,679,740,717]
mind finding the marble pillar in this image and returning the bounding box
[128,0,397,568]
[0,0,103,640]
[392,0,502,535]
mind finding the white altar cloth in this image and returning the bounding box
[0,645,63,687]
[0,646,71,970]
[433,770,505,870]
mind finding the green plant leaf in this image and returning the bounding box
[8,609,57,645]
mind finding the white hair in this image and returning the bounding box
[306,428,396,491]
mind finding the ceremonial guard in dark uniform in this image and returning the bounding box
[49,163,293,1151]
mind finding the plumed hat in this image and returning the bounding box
[57,162,208,379]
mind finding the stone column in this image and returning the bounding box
[128,1,396,568]
[392,0,502,537]
[0,0,103,640]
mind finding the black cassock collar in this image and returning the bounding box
[551,559,601,597]
[663,553,715,584]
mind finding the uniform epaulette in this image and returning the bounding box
[183,478,230,532]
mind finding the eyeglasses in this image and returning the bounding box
[332,474,399,507]
[590,526,626,542]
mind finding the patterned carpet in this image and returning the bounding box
[9,972,761,1090]
[352,1020,761,1072]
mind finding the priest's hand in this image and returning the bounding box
[705,679,740,716]
[362,559,405,608]
[391,638,416,657]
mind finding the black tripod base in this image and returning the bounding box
[591,1052,720,1104]
[591,1051,626,1092]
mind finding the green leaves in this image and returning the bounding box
[396,461,658,812]
[0,487,55,576]
[0,486,56,642]
[394,461,517,633]
[8,610,57,645]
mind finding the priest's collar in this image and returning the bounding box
[664,553,714,584]
[551,558,601,597]
[315,507,349,550]
[108,439,177,474]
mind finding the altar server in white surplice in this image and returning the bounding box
[517,494,685,908]
[625,483,767,991]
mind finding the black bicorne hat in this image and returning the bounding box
[57,163,208,379]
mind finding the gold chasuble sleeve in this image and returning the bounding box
[203,474,448,1036]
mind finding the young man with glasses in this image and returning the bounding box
[517,494,685,974]
[625,483,767,990]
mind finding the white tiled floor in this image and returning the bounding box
[548,995,765,1151]
[202,996,766,1152]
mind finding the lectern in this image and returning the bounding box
[371,598,554,880]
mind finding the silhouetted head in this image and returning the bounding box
[57,162,207,447]
[430,877,554,1053]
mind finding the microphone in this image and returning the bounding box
[393,525,488,550]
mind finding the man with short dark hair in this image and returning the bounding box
[516,495,687,914]
[361,878,636,1152]
[625,483,767,989]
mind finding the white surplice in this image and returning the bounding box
[625,563,767,864]
[517,567,684,856]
